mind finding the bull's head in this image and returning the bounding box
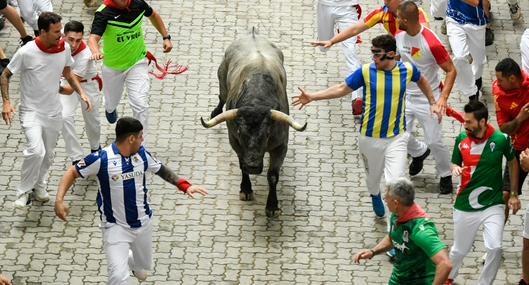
[200,107,306,174]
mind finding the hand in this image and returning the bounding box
[80,93,93,112]
[520,148,529,172]
[517,102,529,122]
[163,39,173,53]
[54,200,70,221]
[292,87,313,110]
[310,40,333,49]
[430,103,443,124]
[0,275,11,285]
[90,52,103,61]
[186,185,208,198]
[436,97,448,116]
[353,249,374,264]
[508,195,521,214]
[2,101,15,125]
[452,165,466,177]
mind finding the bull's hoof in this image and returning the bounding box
[265,208,280,218]
[239,192,255,201]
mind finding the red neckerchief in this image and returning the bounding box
[146,51,188,80]
[104,0,132,9]
[467,123,495,145]
[396,203,428,225]
[71,41,87,57]
[35,37,65,53]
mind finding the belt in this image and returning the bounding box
[80,74,102,91]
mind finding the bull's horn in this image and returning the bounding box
[200,109,239,128]
[270,110,307,132]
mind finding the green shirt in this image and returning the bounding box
[451,129,515,212]
[389,214,446,285]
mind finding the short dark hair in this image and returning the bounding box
[464,100,489,122]
[495,58,522,80]
[38,12,62,32]
[398,1,419,22]
[64,20,84,34]
[372,34,396,53]
[115,117,143,142]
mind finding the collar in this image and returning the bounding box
[104,0,132,9]
[396,203,427,225]
[35,37,65,53]
[468,123,495,144]
[71,40,87,57]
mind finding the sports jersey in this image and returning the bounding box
[364,5,428,36]
[493,73,529,151]
[395,26,450,96]
[447,0,488,26]
[318,0,358,6]
[76,143,162,228]
[389,212,446,285]
[91,0,153,71]
[7,39,73,115]
[452,125,515,212]
[346,62,421,138]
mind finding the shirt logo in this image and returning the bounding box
[411,47,421,60]
[133,156,140,163]
[510,102,519,110]
[393,241,409,253]
[114,15,120,19]
[461,143,469,150]
[111,170,143,182]
[490,142,496,152]
[77,159,86,167]
[403,230,409,242]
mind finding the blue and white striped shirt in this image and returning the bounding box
[75,143,162,228]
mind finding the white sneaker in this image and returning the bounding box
[33,188,50,202]
[14,193,30,208]
[132,271,148,282]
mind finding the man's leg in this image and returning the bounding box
[103,224,134,285]
[359,135,386,217]
[102,65,126,123]
[60,93,84,163]
[384,132,409,183]
[81,82,101,151]
[521,29,529,73]
[448,209,482,280]
[129,221,153,278]
[406,95,430,176]
[316,1,336,53]
[33,114,62,199]
[480,205,505,284]
[17,0,38,32]
[125,59,150,136]
[446,20,478,100]
[465,24,487,88]
[430,0,448,18]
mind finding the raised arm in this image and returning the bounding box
[292,83,353,109]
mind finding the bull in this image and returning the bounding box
[200,30,307,217]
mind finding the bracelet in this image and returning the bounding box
[176,178,191,193]
[511,191,518,197]
[162,35,171,40]
[369,249,376,256]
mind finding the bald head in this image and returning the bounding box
[398,1,420,23]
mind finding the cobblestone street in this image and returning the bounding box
[0,0,529,284]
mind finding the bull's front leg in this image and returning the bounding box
[239,171,254,201]
[266,144,287,217]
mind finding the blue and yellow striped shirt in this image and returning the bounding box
[346,62,421,138]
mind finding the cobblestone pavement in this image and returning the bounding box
[0,0,528,284]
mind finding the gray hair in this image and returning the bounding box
[386,178,415,207]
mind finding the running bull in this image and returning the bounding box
[201,31,306,217]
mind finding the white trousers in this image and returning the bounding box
[102,59,150,134]
[406,91,452,177]
[446,19,486,98]
[17,111,62,196]
[60,80,101,162]
[317,2,361,99]
[524,206,529,239]
[17,0,52,31]
[449,205,505,285]
[359,132,409,196]
[521,29,529,73]
[102,221,152,285]
[430,0,447,18]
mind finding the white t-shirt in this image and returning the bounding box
[72,44,97,80]
[318,0,359,7]
[7,41,74,115]
[395,26,450,96]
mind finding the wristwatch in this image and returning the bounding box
[162,35,171,40]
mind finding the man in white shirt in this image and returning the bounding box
[59,20,101,165]
[395,1,457,194]
[0,12,92,208]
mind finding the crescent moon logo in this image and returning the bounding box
[468,186,493,209]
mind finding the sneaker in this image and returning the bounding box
[105,109,118,124]
[434,17,444,21]
[14,193,31,208]
[475,77,482,91]
[409,149,430,176]
[33,188,50,202]
[20,35,33,46]
[445,279,453,285]
[132,271,148,282]
[440,20,447,35]
[352,98,363,116]
[469,92,479,102]
[371,194,385,218]
[439,176,453,194]
[386,248,396,258]
[509,3,522,21]
[485,27,494,46]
